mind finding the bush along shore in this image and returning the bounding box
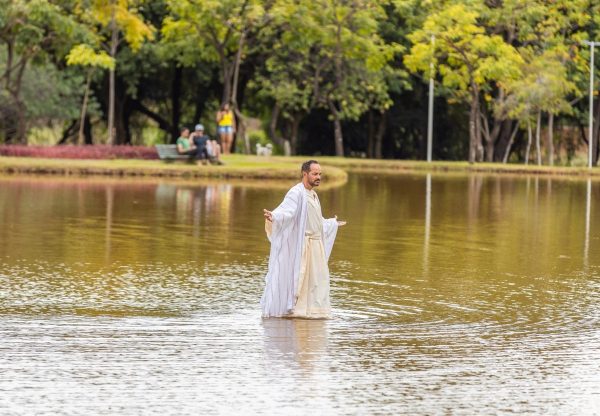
[0,145,157,160]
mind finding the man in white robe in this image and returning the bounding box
[261,160,345,318]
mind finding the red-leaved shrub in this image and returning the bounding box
[0,145,159,160]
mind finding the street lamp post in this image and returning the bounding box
[427,35,435,163]
[585,40,599,169]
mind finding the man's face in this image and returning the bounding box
[182,129,189,137]
[304,163,322,187]
[196,129,204,135]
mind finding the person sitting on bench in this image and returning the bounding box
[190,124,224,165]
[176,126,209,165]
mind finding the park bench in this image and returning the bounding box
[155,144,193,162]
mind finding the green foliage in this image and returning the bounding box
[0,0,90,141]
[237,129,273,155]
[66,44,115,69]
[84,0,155,51]
[0,46,87,125]
[405,3,523,100]
[503,49,577,123]
[161,0,265,82]
[3,0,600,163]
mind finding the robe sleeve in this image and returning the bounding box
[322,217,339,260]
[266,187,301,242]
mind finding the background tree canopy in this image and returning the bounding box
[1,0,599,164]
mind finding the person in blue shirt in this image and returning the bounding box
[176,126,209,165]
[190,124,224,165]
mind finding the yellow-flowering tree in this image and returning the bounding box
[405,3,523,163]
[66,44,115,145]
[73,0,153,144]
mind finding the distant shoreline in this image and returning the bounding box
[1,155,600,181]
[0,155,348,182]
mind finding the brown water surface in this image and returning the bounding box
[0,173,599,415]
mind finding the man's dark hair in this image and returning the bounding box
[180,126,189,133]
[301,160,319,174]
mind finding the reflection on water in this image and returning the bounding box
[263,319,329,370]
[585,178,592,270]
[1,174,600,415]
[423,173,431,276]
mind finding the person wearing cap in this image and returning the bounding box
[176,126,208,165]
[191,123,224,165]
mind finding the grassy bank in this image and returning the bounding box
[0,155,349,182]
[314,157,600,177]
[2,154,600,180]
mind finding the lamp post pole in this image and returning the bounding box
[586,41,599,169]
[427,35,435,163]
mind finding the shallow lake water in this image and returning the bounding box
[0,172,599,415]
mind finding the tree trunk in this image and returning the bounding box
[547,113,554,166]
[11,55,28,143]
[328,101,344,157]
[594,98,600,166]
[232,107,249,154]
[480,113,499,163]
[123,97,133,144]
[535,111,542,166]
[171,65,182,142]
[485,139,495,162]
[374,111,386,159]
[481,115,503,162]
[525,119,532,165]
[84,114,93,145]
[108,8,118,145]
[14,100,27,144]
[469,95,478,163]
[268,102,281,142]
[467,86,485,162]
[229,30,249,154]
[58,119,78,145]
[78,69,93,145]
[470,89,484,162]
[5,41,13,91]
[221,65,233,105]
[114,88,127,144]
[231,31,245,105]
[502,123,519,164]
[367,111,374,158]
[268,103,294,155]
[289,115,301,156]
[494,120,513,162]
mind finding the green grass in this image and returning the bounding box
[3,154,600,181]
[0,155,348,181]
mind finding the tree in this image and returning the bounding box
[77,0,154,144]
[162,0,268,153]
[66,44,115,144]
[255,0,396,157]
[250,0,322,155]
[487,0,591,164]
[405,3,523,163]
[502,49,576,165]
[0,0,82,142]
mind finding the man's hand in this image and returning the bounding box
[263,209,273,222]
[335,215,347,226]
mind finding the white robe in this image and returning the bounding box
[261,183,339,318]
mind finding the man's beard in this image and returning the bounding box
[309,178,320,187]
